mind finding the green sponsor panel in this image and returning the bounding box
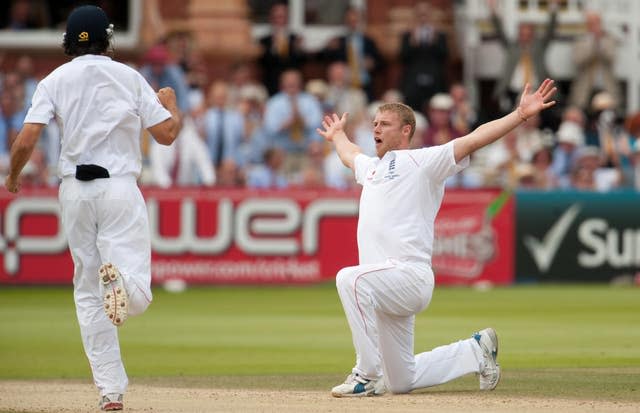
[516,190,640,282]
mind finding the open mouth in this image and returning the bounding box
[374,137,382,145]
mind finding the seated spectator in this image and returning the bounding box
[529,143,558,190]
[449,83,477,135]
[571,145,621,192]
[246,147,288,189]
[232,84,269,167]
[552,121,585,188]
[622,139,640,190]
[514,114,552,162]
[139,43,190,113]
[422,93,462,147]
[216,158,245,188]
[324,61,368,117]
[263,69,323,178]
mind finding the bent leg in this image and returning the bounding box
[97,180,152,317]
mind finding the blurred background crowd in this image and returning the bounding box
[1,0,640,192]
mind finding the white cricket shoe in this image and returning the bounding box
[331,373,386,397]
[100,263,129,326]
[99,393,123,411]
[473,327,501,391]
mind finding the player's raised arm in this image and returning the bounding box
[317,113,362,170]
[453,79,556,163]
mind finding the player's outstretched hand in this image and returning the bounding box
[317,113,348,142]
[517,79,557,121]
[5,175,20,193]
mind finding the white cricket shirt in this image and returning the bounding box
[24,54,171,178]
[354,141,468,267]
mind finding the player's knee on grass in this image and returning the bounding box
[386,378,412,394]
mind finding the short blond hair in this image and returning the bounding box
[378,102,416,139]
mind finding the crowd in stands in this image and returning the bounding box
[1,1,640,192]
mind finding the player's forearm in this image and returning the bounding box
[453,110,524,162]
[333,132,361,170]
[8,124,42,179]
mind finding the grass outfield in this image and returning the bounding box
[0,283,638,401]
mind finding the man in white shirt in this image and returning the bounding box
[317,79,556,397]
[4,5,180,411]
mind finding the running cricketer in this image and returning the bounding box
[5,5,180,411]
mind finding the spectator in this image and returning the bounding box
[571,145,621,192]
[584,91,624,168]
[621,139,640,190]
[449,82,477,135]
[422,93,462,147]
[139,43,190,113]
[324,61,368,118]
[216,158,245,188]
[246,147,288,189]
[175,93,215,187]
[263,69,323,177]
[398,1,449,112]
[552,121,584,188]
[320,7,384,101]
[568,11,621,111]
[514,114,552,162]
[487,0,559,112]
[204,81,244,173]
[227,61,256,109]
[480,129,527,188]
[230,83,269,168]
[529,143,558,189]
[15,55,38,110]
[258,2,307,96]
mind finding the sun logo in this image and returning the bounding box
[78,31,89,42]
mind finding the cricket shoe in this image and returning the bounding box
[100,263,129,326]
[99,393,123,411]
[331,373,386,397]
[473,327,500,391]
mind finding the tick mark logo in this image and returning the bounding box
[523,204,581,272]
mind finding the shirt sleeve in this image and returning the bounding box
[137,74,172,129]
[414,140,468,183]
[354,153,373,185]
[23,81,54,125]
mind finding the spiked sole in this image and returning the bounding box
[100,263,129,326]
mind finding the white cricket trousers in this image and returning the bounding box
[59,176,153,396]
[336,260,485,393]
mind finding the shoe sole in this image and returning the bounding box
[101,401,123,411]
[100,263,128,326]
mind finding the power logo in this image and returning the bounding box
[78,31,89,42]
[0,198,67,275]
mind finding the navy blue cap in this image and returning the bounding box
[65,5,111,44]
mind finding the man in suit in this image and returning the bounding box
[258,2,307,96]
[488,0,559,113]
[321,7,384,102]
[399,2,449,112]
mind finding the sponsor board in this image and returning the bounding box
[516,190,640,282]
[0,188,513,285]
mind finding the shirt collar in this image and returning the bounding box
[72,54,112,62]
